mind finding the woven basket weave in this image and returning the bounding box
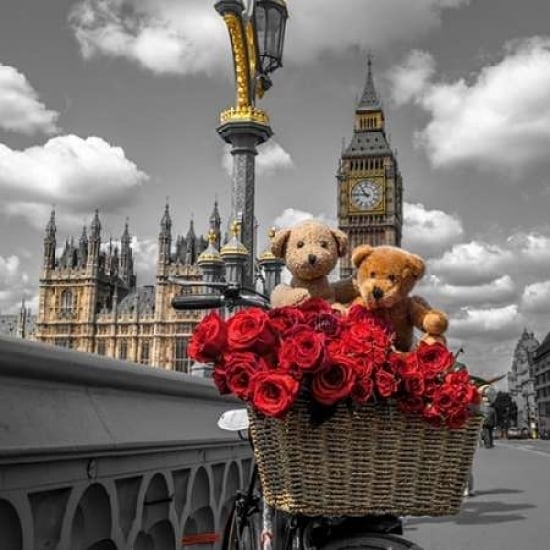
[248,399,482,517]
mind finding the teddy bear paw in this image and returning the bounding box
[422,311,448,335]
[271,285,311,308]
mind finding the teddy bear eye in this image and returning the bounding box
[297,241,304,248]
[388,274,397,282]
[370,272,376,278]
[320,241,329,248]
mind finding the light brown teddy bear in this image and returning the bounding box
[270,219,358,309]
[351,244,448,351]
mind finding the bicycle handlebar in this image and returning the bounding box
[171,295,224,310]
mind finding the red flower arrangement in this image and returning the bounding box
[188,298,480,428]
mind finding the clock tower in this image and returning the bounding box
[337,57,403,279]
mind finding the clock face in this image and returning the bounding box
[350,180,382,210]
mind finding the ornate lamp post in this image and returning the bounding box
[215,0,288,289]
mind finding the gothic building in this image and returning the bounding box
[507,329,540,431]
[337,57,403,278]
[35,203,225,372]
[533,331,550,435]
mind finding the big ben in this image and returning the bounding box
[337,57,403,279]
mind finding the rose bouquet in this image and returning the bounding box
[188,298,480,429]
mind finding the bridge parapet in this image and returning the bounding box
[0,335,251,550]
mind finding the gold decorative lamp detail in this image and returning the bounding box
[215,0,288,124]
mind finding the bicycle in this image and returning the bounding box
[172,280,424,550]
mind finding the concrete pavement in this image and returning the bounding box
[402,439,550,550]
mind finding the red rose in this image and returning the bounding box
[403,371,425,397]
[346,305,395,337]
[416,342,454,378]
[212,365,230,395]
[188,311,227,363]
[298,297,333,316]
[445,407,469,429]
[311,358,356,406]
[397,395,425,416]
[278,325,326,374]
[224,352,268,400]
[387,352,407,375]
[251,372,300,418]
[342,323,390,364]
[352,375,375,404]
[432,384,458,413]
[227,308,276,354]
[310,311,343,340]
[422,404,443,426]
[375,369,399,398]
[268,306,305,334]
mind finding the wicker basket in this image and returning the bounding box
[248,399,482,517]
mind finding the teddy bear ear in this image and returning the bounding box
[271,228,291,258]
[331,228,349,257]
[351,244,374,267]
[407,252,426,280]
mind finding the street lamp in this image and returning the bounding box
[215,0,288,289]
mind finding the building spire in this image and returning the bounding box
[45,208,56,237]
[358,54,381,112]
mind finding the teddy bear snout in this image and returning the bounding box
[308,254,317,265]
[372,286,384,300]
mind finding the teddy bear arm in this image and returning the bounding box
[270,284,311,308]
[330,277,359,305]
[408,296,448,336]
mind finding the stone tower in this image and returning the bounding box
[337,57,403,278]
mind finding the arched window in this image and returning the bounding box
[119,340,127,360]
[97,341,106,355]
[61,289,73,316]
[140,341,150,365]
[174,337,189,372]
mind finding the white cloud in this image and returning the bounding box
[388,50,435,106]
[391,38,550,171]
[0,254,36,314]
[429,241,514,286]
[130,236,157,285]
[450,305,524,340]
[69,0,470,75]
[0,64,59,135]
[272,208,337,230]
[222,141,293,177]
[0,135,148,216]
[419,274,517,309]
[402,202,464,258]
[521,281,550,314]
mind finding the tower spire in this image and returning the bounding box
[358,54,381,112]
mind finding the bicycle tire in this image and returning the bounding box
[318,533,424,550]
[225,507,262,550]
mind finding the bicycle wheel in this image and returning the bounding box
[224,506,262,550]
[318,533,424,550]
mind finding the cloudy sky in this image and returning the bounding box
[1,0,550,382]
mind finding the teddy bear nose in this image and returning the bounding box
[372,286,384,300]
[308,254,317,265]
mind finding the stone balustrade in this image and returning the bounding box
[0,335,251,550]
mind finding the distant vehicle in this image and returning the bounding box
[507,427,528,439]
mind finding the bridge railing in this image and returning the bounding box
[0,335,251,550]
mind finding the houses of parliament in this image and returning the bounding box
[9,59,404,372]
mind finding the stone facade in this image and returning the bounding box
[507,329,540,431]
[337,58,403,279]
[533,331,550,435]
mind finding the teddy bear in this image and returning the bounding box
[351,244,448,352]
[270,219,358,309]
